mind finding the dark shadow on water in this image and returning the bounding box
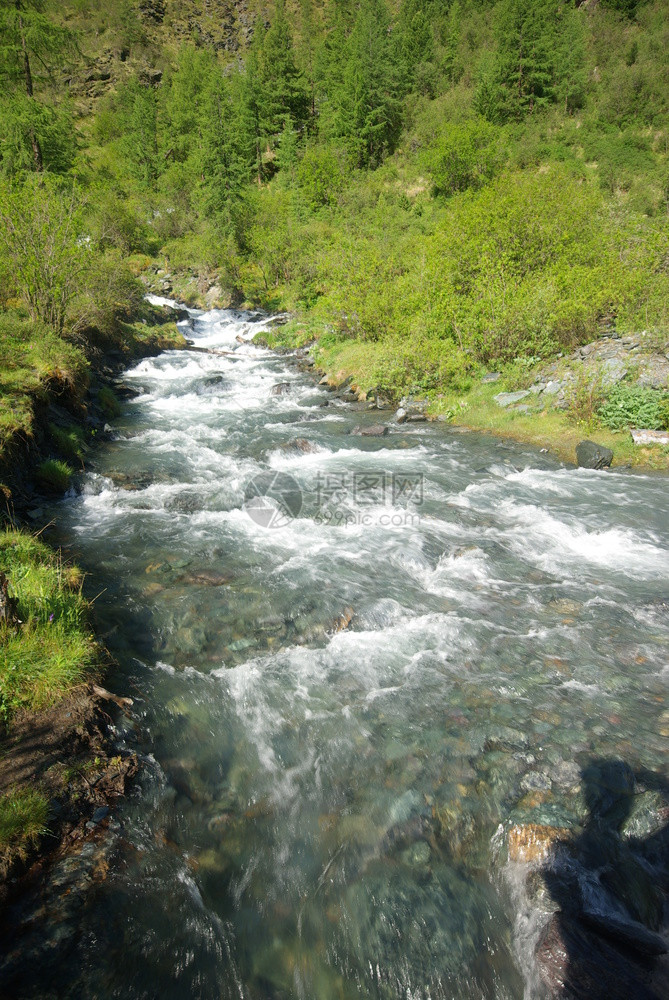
[535,757,669,999]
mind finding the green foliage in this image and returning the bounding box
[428,118,500,197]
[0,175,88,333]
[97,385,121,419]
[599,383,669,429]
[36,458,72,492]
[49,423,86,463]
[0,528,96,721]
[0,788,49,856]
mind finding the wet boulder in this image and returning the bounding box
[270,382,291,396]
[576,440,613,469]
[536,912,665,999]
[280,438,320,454]
[195,374,228,395]
[507,823,571,864]
[351,424,389,437]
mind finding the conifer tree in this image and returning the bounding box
[337,0,402,166]
[0,0,75,172]
[442,0,462,84]
[258,0,309,139]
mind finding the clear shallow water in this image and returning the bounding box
[11,309,669,998]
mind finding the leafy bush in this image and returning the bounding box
[71,251,144,340]
[599,384,669,430]
[297,146,350,209]
[565,366,607,426]
[427,118,500,197]
[35,459,72,493]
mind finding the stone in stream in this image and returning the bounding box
[176,569,228,586]
[280,437,320,454]
[165,491,205,514]
[395,407,408,424]
[535,911,666,999]
[351,424,389,437]
[270,382,291,396]
[576,440,613,469]
[195,374,228,395]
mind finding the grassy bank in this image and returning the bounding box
[0,529,98,859]
[0,530,97,724]
[258,319,669,470]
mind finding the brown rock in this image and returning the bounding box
[507,823,571,863]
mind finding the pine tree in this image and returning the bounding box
[442,0,462,84]
[491,0,557,120]
[398,0,435,89]
[258,0,309,139]
[0,0,75,172]
[337,0,402,166]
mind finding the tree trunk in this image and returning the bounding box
[18,7,44,171]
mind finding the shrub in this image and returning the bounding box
[599,384,669,430]
[35,459,72,493]
[565,366,607,426]
[427,118,500,197]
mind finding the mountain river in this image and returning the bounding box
[4,304,668,998]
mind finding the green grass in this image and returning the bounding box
[36,459,73,493]
[0,530,97,723]
[97,386,121,419]
[0,787,49,858]
[0,313,88,453]
[429,382,669,471]
[49,423,87,464]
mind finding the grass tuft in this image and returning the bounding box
[36,459,73,493]
[0,530,97,723]
[0,788,49,858]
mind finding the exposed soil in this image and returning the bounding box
[0,684,137,909]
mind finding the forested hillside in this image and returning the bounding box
[1,0,668,417]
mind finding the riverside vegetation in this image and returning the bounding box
[0,0,668,861]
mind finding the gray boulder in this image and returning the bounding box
[494,390,531,407]
[576,440,613,469]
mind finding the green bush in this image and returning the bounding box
[35,459,72,493]
[565,366,608,426]
[599,384,669,430]
[427,118,500,197]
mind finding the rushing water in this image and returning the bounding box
[8,307,669,998]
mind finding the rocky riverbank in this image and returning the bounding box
[273,327,669,472]
[0,297,191,911]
